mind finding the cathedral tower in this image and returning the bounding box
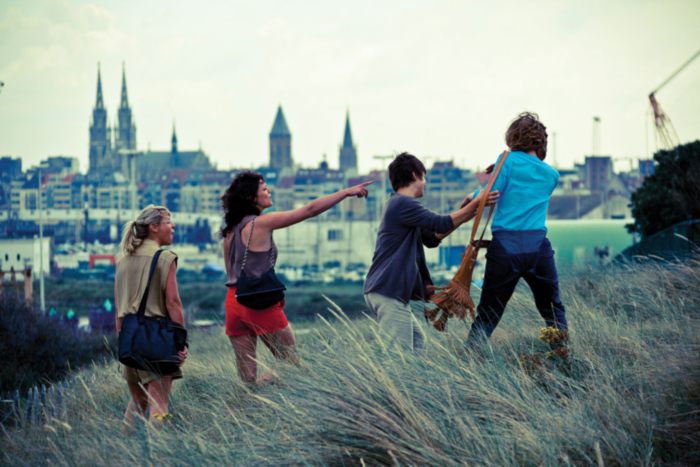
[171,120,179,166]
[115,62,136,153]
[171,121,178,153]
[88,63,111,173]
[269,106,292,169]
[339,111,357,173]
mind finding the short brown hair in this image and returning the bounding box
[505,111,548,159]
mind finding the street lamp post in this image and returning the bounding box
[83,202,89,252]
[131,153,137,218]
[37,168,45,313]
[372,155,393,220]
[118,149,143,218]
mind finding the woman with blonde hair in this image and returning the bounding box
[115,205,187,427]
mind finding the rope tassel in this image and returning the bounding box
[426,246,477,329]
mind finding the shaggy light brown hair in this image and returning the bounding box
[505,111,548,159]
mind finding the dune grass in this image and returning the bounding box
[2,259,699,466]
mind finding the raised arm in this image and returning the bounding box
[256,180,374,231]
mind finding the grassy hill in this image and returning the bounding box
[3,260,700,466]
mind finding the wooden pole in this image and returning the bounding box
[38,168,45,313]
[24,268,33,303]
[10,267,16,299]
[26,387,33,425]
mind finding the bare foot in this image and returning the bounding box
[255,371,277,386]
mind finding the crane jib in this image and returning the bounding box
[650,47,700,95]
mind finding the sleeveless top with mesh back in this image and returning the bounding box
[225,215,278,287]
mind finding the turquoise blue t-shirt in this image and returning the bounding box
[473,151,559,232]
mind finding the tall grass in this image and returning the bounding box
[0,295,117,393]
[2,259,699,466]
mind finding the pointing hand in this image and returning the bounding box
[346,180,375,198]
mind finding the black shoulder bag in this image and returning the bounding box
[118,250,188,374]
[235,218,286,310]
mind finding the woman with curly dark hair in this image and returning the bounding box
[461,112,568,344]
[221,170,373,384]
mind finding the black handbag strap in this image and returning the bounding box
[241,217,276,272]
[136,249,167,324]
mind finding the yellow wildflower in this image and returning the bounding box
[153,413,173,422]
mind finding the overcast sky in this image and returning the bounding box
[1,0,699,175]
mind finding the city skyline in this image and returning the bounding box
[1,0,699,174]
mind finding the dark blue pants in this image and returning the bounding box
[468,237,567,342]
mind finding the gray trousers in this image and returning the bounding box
[364,292,426,353]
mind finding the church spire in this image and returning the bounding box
[171,120,178,154]
[339,109,358,172]
[89,62,109,174]
[115,61,136,153]
[269,105,292,169]
[119,61,129,109]
[95,62,104,109]
[342,110,353,148]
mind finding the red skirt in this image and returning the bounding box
[225,287,289,337]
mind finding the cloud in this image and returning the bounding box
[0,1,136,75]
[257,18,292,40]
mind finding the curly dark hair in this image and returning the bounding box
[505,111,548,159]
[220,170,264,237]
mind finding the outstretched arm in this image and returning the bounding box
[397,186,497,236]
[256,181,374,231]
[448,190,499,233]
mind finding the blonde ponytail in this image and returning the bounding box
[119,205,171,256]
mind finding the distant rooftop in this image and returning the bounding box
[475,172,491,186]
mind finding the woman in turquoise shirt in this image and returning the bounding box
[465,112,568,343]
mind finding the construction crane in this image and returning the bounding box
[648,47,700,150]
